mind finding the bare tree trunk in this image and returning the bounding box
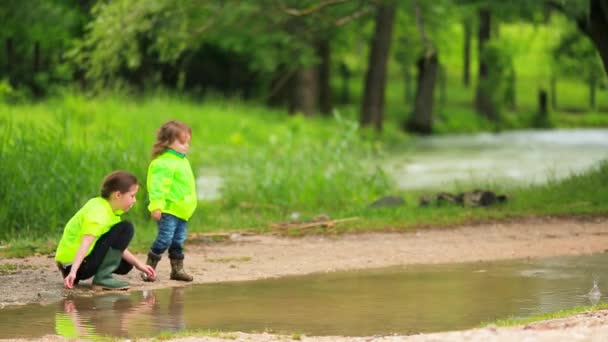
[589,77,597,109]
[404,66,412,103]
[406,53,438,134]
[533,89,550,128]
[539,89,548,116]
[506,70,516,110]
[33,41,41,73]
[475,8,498,120]
[316,40,332,115]
[32,41,43,97]
[293,67,318,116]
[360,3,396,132]
[550,74,557,109]
[438,63,446,109]
[588,0,608,75]
[463,18,472,87]
[339,62,350,104]
[6,38,14,85]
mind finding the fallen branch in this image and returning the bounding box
[270,217,360,231]
[189,230,256,239]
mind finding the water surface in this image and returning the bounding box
[386,129,608,190]
[1,253,607,339]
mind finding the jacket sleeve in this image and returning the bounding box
[147,160,175,212]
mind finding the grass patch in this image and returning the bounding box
[154,329,238,340]
[483,303,608,327]
[0,238,58,258]
[207,256,252,263]
[0,263,37,276]
[0,264,19,276]
[207,160,608,236]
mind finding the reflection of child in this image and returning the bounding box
[158,287,186,331]
[55,171,155,290]
[55,293,156,339]
[142,120,197,282]
[55,299,95,338]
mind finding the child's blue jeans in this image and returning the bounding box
[151,213,188,259]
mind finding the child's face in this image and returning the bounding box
[169,132,191,154]
[114,184,139,212]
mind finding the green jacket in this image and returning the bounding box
[147,149,198,220]
[55,197,122,265]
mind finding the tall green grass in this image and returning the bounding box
[0,115,148,240]
[220,114,391,212]
[0,93,391,243]
[1,93,608,256]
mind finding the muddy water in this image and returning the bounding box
[1,253,607,339]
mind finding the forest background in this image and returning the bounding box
[1,0,608,256]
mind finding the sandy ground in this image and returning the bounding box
[3,217,608,341]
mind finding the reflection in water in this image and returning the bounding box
[55,292,157,339]
[54,287,186,340]
[588,281,602,306]
[150,286,186,333]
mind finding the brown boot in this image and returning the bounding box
[141,251,161,282]
[170,256,193,282]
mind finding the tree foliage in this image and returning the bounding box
[78,0,375,84]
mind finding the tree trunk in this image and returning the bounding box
[589,76,597,109]
[550,75,557,109]
[404,66,412,103]
[438,63,446,109]
[475,8,497,120]
[463,18,472,87]
[316,40,332,115]
[533,89,550,128]
[293,67,318,116]
[32,41,43,97]
[406,52,438,134]
[339,62,350,104]
[506,70,516,110]
[33,41,41,73]
[6,38,14,84]
[360,3,396,132]
[539,89,548,117]
[588,0,608,75]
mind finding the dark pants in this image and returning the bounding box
[59,221,134,282]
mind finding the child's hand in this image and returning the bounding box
[142,265,157,280]
[151,210,162,221]
[64,272,77,289]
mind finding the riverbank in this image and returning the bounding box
[2,217,608,341]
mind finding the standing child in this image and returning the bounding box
[55,170,156,291]
[142,120,197,282]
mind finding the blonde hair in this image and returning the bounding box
[151,120,192,158]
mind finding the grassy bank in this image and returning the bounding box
[1,93,607,257]
[484,303,608,327]
[0,93,391,256]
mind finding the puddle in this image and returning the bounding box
[1,253,607,339]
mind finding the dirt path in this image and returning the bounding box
[3,217,608,341]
